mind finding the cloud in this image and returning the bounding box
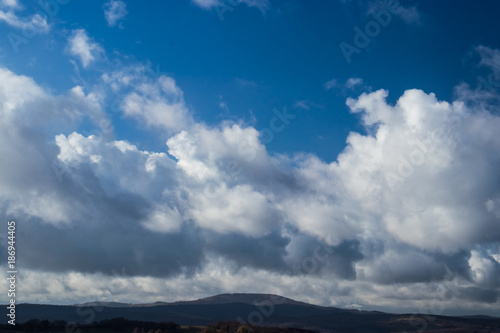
[366,0,422,25]
[0,0,21,9]
[1,47,500,314]
[324,78,338,90]
[342,88,500,253]
[476,45,500,75]
[235,78,258,87]
[325,77,367,92]
[192,0,270,13]
[396,5,421,24]
[345,77,363,89]
[341,0,422,26]
[103,0,127,27]
[104,67,193,133]
[293,100,322,110]
[192,0,219,9]
[0,10,49,33]
[67,29,105,68]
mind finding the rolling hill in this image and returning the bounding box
[6,293,500,332]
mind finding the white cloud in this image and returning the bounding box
[142,206,183,233]
[187,183,281,236]
[468,248,500,288]
[0,0,21,9]
[102,65,191,133]
[192,0,270,13]
[120,76,192,133]
[345,77,363,89]
[0,10,49,33]
[341,88,500,253]
[67,29,104,68]
[103,0,127,27]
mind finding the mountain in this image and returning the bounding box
[8,293,500,333]
[74,293,318,308]
[169,293,319,307]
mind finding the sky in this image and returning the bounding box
[0,0,500,318]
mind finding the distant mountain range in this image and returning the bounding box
[75,293,315,308]
[7,293,500,333]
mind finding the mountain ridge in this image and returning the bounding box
[8,293,500,332]
[73,293,324,309]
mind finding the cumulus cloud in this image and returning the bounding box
[102,66,193,133]
[0,46,500,314]
[67,29,105,68]
[103,0,127,27]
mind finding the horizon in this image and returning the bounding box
[3,292,500,318]
[0,0,500,323]
[5,292,500,318]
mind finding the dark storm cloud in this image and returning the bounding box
[207,231,290,272]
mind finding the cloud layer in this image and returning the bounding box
[0,39,499,315]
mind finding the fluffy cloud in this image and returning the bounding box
[67,29,105,68]
[121,77,192,132]
[0,46,500,314]
[343,88,500,253]
[102,66,193,133]
[103,0,127,27]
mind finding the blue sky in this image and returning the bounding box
[7,0,500,160]
[1,0,500,317]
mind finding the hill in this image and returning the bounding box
[7,293,500,333]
